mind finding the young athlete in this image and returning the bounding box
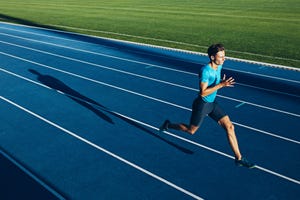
[160,43,255,168]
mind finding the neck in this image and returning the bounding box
[209,61,218,70]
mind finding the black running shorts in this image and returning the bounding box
[190,97,227,127]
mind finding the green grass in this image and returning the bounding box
[0,0,299,68]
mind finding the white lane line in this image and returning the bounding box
[0,40,197,92]
[254,166,300,185]
[0,96,204,200]
[219,95,300,117]
[0,40,299,117]
[0,61,299,145]
[1,22,298,185]
[161,130,300,185]
[224,67,300,84]
[235,102,246,108]
[1,67,300,184]
[236,82,300,99]
[1,27,299,81]
[1,28,299,99]
[233,122,300,145]
[0,31,195,75]
[1,93,300,186]
[0,149,65,200]
[0,52,198,112]
[1,22,300,66]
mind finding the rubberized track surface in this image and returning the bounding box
[0,22,299,200]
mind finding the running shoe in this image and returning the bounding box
[159,120,170,132]
[235,157,255,169]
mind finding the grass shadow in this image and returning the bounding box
[0,13,63,31]
[0,13,204,74]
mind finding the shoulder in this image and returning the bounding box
[200,64,211,73]
[201,64,213,73]
[202,64,211,70]
[199,64,212,79]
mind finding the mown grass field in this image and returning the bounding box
[0,0,299,68]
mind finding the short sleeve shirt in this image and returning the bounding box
[199,64,222,102]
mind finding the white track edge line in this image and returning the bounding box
[0,63,299,145]
[0,95,204,200]
[0,39,299,115]
[0,21,299,71]
[6,25,300,81]
[1,30,299,98]
[1,69,300,184]
[0,39,197,91]
[1,93,300,185]
[0,29,196,76]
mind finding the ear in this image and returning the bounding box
[210,55,215,61]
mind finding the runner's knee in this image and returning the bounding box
[219,116,234,132]
[187,129,196,135]
[227,123,234,131]
[187,126,198,135]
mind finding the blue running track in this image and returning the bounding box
[0,22,299,200]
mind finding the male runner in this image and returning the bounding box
[160,44,255,168]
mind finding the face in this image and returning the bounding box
[211,50,226,65]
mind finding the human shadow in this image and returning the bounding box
[114,115,194,154]
[28,69,193,154]
[28,69,114,124]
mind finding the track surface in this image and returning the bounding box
[0,22,299,200]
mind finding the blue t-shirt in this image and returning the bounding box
[199,64,222,102]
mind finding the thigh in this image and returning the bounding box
[190,98,213,126]
[218,115,235,132]
[209,101,227,122]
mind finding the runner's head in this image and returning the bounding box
[207,43,225,65]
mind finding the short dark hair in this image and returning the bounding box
[207,43,225,61]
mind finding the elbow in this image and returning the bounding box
[200,92,207,97]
